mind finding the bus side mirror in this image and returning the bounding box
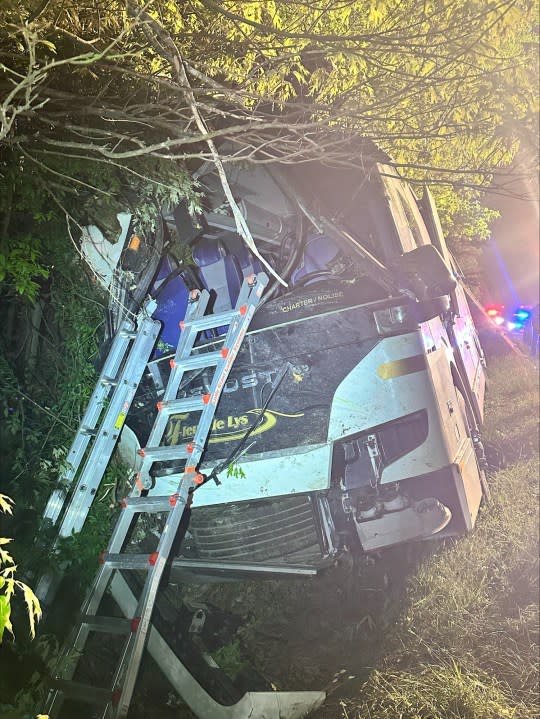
[399,245,457,301]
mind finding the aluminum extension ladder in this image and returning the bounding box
[35,301,161,606]
[44,272,268,719]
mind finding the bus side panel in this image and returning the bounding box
[327,332,452,480]
[451,284,487,423]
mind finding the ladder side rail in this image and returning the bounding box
[55,316,161,539]
[114,489,192,716]
[162,288,212,401]
[44,505,139,719]
[41,317,137,528]
[142,291,211,451]
[133,290,211,488]
[143,327,206,446]
[110,276,265,713]
[35,317,160,605]
[166,274,254,397]
[185,272,267,460]
[115,275,269,716]
[136,275,268,488]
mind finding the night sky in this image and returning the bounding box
[482,171,539,309]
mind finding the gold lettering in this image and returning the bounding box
[166,419,181,446]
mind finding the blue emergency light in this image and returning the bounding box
[515,308,531,322]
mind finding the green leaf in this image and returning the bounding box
[38,39,57,54]
[0,593,13,643]
[19,581,42,639]
[0,545,14,565]
[0,494,14,514]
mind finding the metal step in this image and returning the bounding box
[138,444,190,463]
[100,553,157,570]
[182,308,236,332]
[172,349,224,370]
[169,557,320,577]
[50,679,114,705]
[120,495,181,513]
[157,395,208,414]
[79,615,133,634]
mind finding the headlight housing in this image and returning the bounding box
[373,304,410,335]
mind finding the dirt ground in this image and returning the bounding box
[130,541,436,719]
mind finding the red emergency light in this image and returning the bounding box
[484,305,505,326]
[485,304,504,317]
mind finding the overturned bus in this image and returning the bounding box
[87,147,488,575]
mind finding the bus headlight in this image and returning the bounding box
[373,305,410,335]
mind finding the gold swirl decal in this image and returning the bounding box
[165,408,305,446]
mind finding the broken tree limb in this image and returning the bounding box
[125,1,287,286]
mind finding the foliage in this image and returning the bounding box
[168,0,538,176]
[431,187,501,244]
[0,0,537,275]
[0,633,57,719]
[211,639,247,680]
[55,460,126,591]
[0,494,42,643]
[0,206,107,625]
[397,457,539,694]
[482,354,540,464]
[0,0,536,306]
[0,2,537,712]
[55,500,117,590]
[0,237,49,301]
[0,144,198,290]
[0,259,104,499]
[226,462,247,481]
[341,662,535,719]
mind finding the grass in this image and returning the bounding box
[482,355,539,464]
[337,352,539,718]
[341,663,533,719]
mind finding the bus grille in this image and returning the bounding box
[189,495,323,564]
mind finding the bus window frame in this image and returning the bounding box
[378,165,432,253]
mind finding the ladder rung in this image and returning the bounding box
[79,426,98,437]
[158,396,207,413]
[174,349,223,371]
[186,308,236,332]
[138,444,189,463]
[79,615,132,634]
[102,553,156,570]
[119,328,137,339]
[50,678,113,705]
[100,375,118,386]
[121,495,179,513]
